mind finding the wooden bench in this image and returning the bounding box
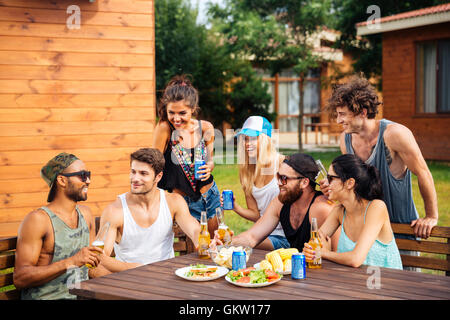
[391,223,450,275]
[0,218,195,300]
[0,237,18,300]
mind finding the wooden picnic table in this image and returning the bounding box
[69,249,450,300]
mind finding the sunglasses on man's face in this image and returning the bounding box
[60,170,91,182]
[277,173,305,185]
[327,174,340,183]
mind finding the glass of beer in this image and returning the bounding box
[86,221,110,269]
[216,207,232,245]
[315,159,328,184]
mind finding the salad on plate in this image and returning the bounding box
[225,267,282,287]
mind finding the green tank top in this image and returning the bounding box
[21,206,90,300]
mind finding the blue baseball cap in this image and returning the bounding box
[236,116,272,138]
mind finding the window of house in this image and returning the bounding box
[416,39,450,114]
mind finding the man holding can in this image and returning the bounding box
[214,153,340,252]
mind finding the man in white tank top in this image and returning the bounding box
[91,148,201,277]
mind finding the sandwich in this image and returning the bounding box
[186,264,218,278]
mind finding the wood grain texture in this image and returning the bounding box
[69,250,450,300]
[0,0,156,237]
[0,94,154,108]
[0,36,153,54]
[0,0,154,14]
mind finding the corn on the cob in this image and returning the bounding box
[283,259,292,273]
[265,249,283,261]
[267,252,283,272]
[265,250,279,261]
[259,259,273,271]
[279,248,299,261]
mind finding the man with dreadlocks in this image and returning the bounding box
[321,75,438,244]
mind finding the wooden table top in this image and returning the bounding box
[70,249,450,300]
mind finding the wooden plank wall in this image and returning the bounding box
[0,0,156,237]
[382,22,450,161]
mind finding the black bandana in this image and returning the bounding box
[283,153,319,185]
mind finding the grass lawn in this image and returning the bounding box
[214,148,449,276]
[214,148,449,234]
[213,149,450,274]
[2,149,448,293]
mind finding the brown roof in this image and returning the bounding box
[356,3,450,27]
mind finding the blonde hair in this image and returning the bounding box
[237,134,278,195]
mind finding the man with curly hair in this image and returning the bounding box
[322,74,438,241]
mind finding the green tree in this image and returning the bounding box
[155,0,273,130]
[209,0,333,150]
[331,0,448,88]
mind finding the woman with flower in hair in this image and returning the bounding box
[224,116,289,250]
[152,74,219,235]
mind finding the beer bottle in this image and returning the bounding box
[198,211,211,259]
[215,207,232,245]
[306,217,322,269]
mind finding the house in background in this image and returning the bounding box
[356,3,450,161]
[260,27,371,147]
[0,0,156,237]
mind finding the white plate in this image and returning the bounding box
[253,262,291,275]
[175,265,228,281]
[225,275,282,288]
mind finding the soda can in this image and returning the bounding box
[194,159,206,180]
[232,250,246,271]
[222,190,234,210]
[291,253,306,280]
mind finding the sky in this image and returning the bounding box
[189,0,225,25]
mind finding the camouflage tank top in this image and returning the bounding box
[21,206,90,300]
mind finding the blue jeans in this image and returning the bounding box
[183,182,221,221]
[268,235,290,250]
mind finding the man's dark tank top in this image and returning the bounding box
[158,120,213,201]
[344,119,418,225]
[279,191,322,251]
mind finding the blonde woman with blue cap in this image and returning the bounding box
[226,116,289,250]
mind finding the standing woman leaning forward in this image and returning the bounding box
[228,116,289,250]
[303,154,403,270]
[153,75,220,236]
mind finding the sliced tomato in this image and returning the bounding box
[232,271,241,277]
[236,276,251,283]
[267,277,279,282]
[241,267,256,276]
[264,269,280,279]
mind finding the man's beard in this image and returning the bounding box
[278,184,303,205]
[66,180,87,202]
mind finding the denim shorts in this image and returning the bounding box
[268,235,290,250]
[183,181,221,221]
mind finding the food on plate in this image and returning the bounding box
[265,250,284,272]
[259,248,299,273]
[210,245,251,269]
[283,258,292,273]
[279,248,299,260]
[259,259,273,271]
[184,264,218,279]
[226,267,282,284]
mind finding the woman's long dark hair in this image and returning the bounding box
[158,74,200,122]
[331,154,383,202]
